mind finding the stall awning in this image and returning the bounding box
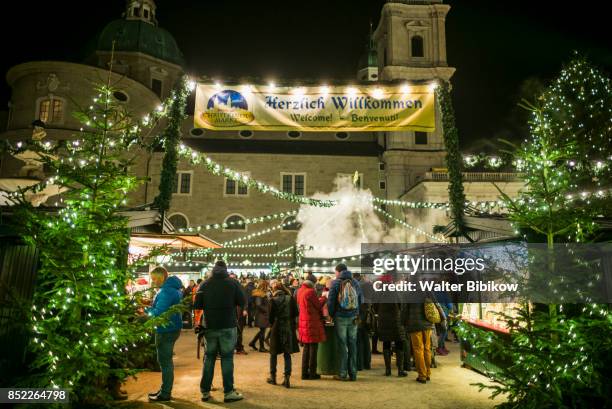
[130,233,222,250]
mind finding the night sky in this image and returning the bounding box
[0,0,610,149]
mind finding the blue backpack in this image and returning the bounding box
[337,279,358,310]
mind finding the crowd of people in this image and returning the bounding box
[144,262,457,403]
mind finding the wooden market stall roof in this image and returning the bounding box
[130,233,222,250]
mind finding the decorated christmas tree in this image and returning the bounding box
[7,77,188,405]
[457,56,612,408]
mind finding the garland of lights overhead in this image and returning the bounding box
[178,210,298,233]
[225,241,278,249]
[177,144,336,208]
[222,221,290,246]
[373,205,448,243]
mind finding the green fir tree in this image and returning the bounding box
[458,57,612,408]
[8,79,184,406]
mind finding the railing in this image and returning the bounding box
[424,172,523,182]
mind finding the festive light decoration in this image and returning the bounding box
[210,252,291,259]
[154,76,190,212]
[373,205,448,243]
[371,197,449,209]
[222,221,291,246]
[459,56,612,408]
[7,82,180,403]
[178,210,298,232]
[225,241,278,249]
[436,81,468,237]
[176,145,336,208]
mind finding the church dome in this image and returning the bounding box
[96,19,184,66]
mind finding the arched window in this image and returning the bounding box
[169,213,189,231]
[224,214,246,231]
[282,216,301,231]
[37,97,65,124]
[411,35,424,58]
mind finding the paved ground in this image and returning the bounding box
[122,327,503,409]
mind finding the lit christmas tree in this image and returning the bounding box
[458,56,612,408]
[8,77,191,405]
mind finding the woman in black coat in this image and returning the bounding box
[374,274,408,377]
[266,281,300,388]
[248,280,270,352]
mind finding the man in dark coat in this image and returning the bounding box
[194,261,246,403]
[266,282,299,388]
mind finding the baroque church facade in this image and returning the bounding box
[1,0,462,254]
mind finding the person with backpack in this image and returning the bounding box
[404,292,436,384]
[327,263,363,381]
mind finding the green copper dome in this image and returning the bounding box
[96,19,184,66]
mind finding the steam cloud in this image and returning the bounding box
[296,176,447,259]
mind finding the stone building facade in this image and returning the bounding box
[1,0,479,261]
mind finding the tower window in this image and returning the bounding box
[379,181,386,190]
[151,78,163,97]
[415,131,428,145]
[411,35,424,58]
[38,98,64,124]
[133,7,141,17]
[144,9,149,19]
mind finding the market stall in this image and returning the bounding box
[459,302,517,374]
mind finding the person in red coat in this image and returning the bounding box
[297,280,326,380]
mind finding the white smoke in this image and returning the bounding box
[296,176,394,258]
[296,176,448,259]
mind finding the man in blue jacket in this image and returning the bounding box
[146,267,183,402]
[327,263,363,381]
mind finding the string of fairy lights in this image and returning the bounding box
[373,205,448,243]
[178,210,298,233]
[177,144,336,208]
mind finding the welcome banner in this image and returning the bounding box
[194,83,436,132]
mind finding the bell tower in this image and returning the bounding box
[374,0,455,221]
[125,0,158,26]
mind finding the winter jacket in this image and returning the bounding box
[296,281,326,343]
[375,302,406,342]
[194,265,246,329]
[403,302,434,333]
[252,289,270,328]
[327,270,363,318]
[147,275,183,333]
[269,290,300,355]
